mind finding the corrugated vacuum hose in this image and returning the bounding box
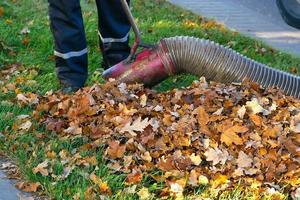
[103,36,300,99]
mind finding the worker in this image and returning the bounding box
[48,0,131,92]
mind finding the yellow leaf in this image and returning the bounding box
[5,19,12,24]
[99,181,111,195]
[198,175,209,185]
[211,174,228,188]
[141,151,152,162]
[189,153,202,166]
[138,187,151,200]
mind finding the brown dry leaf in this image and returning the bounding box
[162,114,173,126]
[289,66,298,74]
[188,170,199,186]
[17,94,30,104]
[22,37,30,46]
[32,160,49,176]
[157,156,176,171]
[140,94,147,107]
[204,147,230,165]
[83,187,96,200]
[19,120,32,131]
[33,79,300,196]
[245,98,267,114]
[126,170,143,185]
[283,139,300,156]
[120,104,138,116]
[120,117,150,136]
[16,93,38,105]
[291,123,300,133]
[90,173,101,185]
[169,180,185,197]
[64,123,82,135]
[46,151,56,159]
[20,27,30,35]
[0,7,4,17]
[236,151,253,168]
[6,83,16,90]
[107,140,126,159]
[195,106,209,126]
[221,125,248,146]
[15,181,41,193]
[85,156,98,166]
[263,126,280,138]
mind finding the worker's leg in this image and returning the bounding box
[48,0,88,88]
[96,0,131,69]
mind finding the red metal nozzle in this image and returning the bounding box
[102,43,175,86]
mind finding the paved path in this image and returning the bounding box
[0,170,20,200]
[0,160,34,200]
[168,0,300,56]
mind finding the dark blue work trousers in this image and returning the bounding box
[48,0,130,88]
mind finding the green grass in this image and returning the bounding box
[0,0,299,199]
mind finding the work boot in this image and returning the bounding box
[59,80,81,94]
[100,42,130,69]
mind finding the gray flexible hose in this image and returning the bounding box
[161,36,300,98]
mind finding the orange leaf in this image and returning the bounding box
[221,125,248,146]
[263,126,280,138]
[46,151,56,159]
[99,182,112,195]
[22,37,30,46]
[15,181,40,193]
[0,7,4,17]
[126,170,143,185]
[86,156,98,166]
[249,114,262,127]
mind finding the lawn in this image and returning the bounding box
[0,0,300,199]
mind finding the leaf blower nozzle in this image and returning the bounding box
[102,41,177,87]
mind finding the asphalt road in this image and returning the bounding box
[168,0,300,56]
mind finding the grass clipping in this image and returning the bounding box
[33,78,300,199]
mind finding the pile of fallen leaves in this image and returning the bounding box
[30,78,300,198]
